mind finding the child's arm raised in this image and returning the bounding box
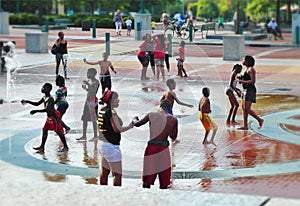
[83,59,100,65]
[21,98,44,106]
[171,91,194,108]
[30,97,55,115]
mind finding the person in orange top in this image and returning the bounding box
[161,79,193,115]
[199,87,218,146]
[175,41,188,77]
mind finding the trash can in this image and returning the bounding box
[82,21,91,31]
[238,24,243,34]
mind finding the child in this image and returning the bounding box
[76,68,100,142]
[199,87,218,146]
[55,75,71,134]
[83,52,116,94]
[125,17,132,36]
[175,41,188,77]
[153,34,166,81]
[225,64,242,126]
[137,35,151,80]
[21,83,69,153]
[161,79,193,115]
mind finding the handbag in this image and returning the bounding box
[51,44,57,55]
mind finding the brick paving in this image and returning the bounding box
[1,26,300,201]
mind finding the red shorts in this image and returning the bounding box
[142,144,171,188]
[43,110,63,134]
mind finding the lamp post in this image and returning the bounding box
[139,0,146,14]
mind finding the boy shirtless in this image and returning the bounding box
[84,52,116,94]
[77,68,100,142]
[199,87,218,146]
[161,79,193,115]
[21,83,68,153]
[134,99,178,189]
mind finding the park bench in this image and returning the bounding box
[196,22,216,38]
[53,18,75,29]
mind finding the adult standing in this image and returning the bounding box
[267,18,283,40]
[161,10,169,29]
[137,35,151,80]
[153,34,166,80]
[114,10,124,36]
[218,15,224,30]
[55,32,68,79]
[146,34,156,78]
[134,99,178,189]
[98,90,134,186]
[164,37,170,75]
[237,55,264,130]
[187,8,193,27]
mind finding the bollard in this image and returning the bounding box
[42,18,49,32]
[296,26,299,45]
[105,32,110,55]
[189,23,193,42]
[92,19,96,38]
[136,22,141,40]
[167,34,172,57]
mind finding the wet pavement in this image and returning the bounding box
[1,26,300,203]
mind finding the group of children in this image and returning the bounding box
[22,51,116,153]
[22,42,264,189]
[137,33,188,81]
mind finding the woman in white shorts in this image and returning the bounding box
[98,90,134,186]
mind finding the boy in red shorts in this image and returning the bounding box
[134,99,178,189]
[21,83,69,153]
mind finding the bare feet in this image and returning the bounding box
[76,136,87,141]
[237,127,248,130]
[89,137,98,142]
[36,149,45,154]
[65,127,71,134]
[226,120,231,127]
[33,146,43,151]
[238,127,248,130]
[58,147,69,152]
[231,121,240,126]
[202,140,210,144]
[258,119,264,129]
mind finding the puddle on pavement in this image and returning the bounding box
[240,94,300,115]
[35,94,300,184]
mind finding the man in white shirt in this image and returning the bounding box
[267,18,283,40]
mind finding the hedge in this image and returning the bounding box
[9,13,134,29]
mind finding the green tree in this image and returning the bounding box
[196,0,219,19]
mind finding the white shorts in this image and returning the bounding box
[98,141,122,162]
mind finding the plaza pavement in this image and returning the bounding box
[0,27,300,206]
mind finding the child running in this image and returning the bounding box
[21,83,69,153]
[84,52,116,94]
[77,68,100,142]
[225,64,242,126]
[55,75,71,134]
[161,79,193,115]
[199,87,218,146]
[175,41,188,77]
[125,17,132,36]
